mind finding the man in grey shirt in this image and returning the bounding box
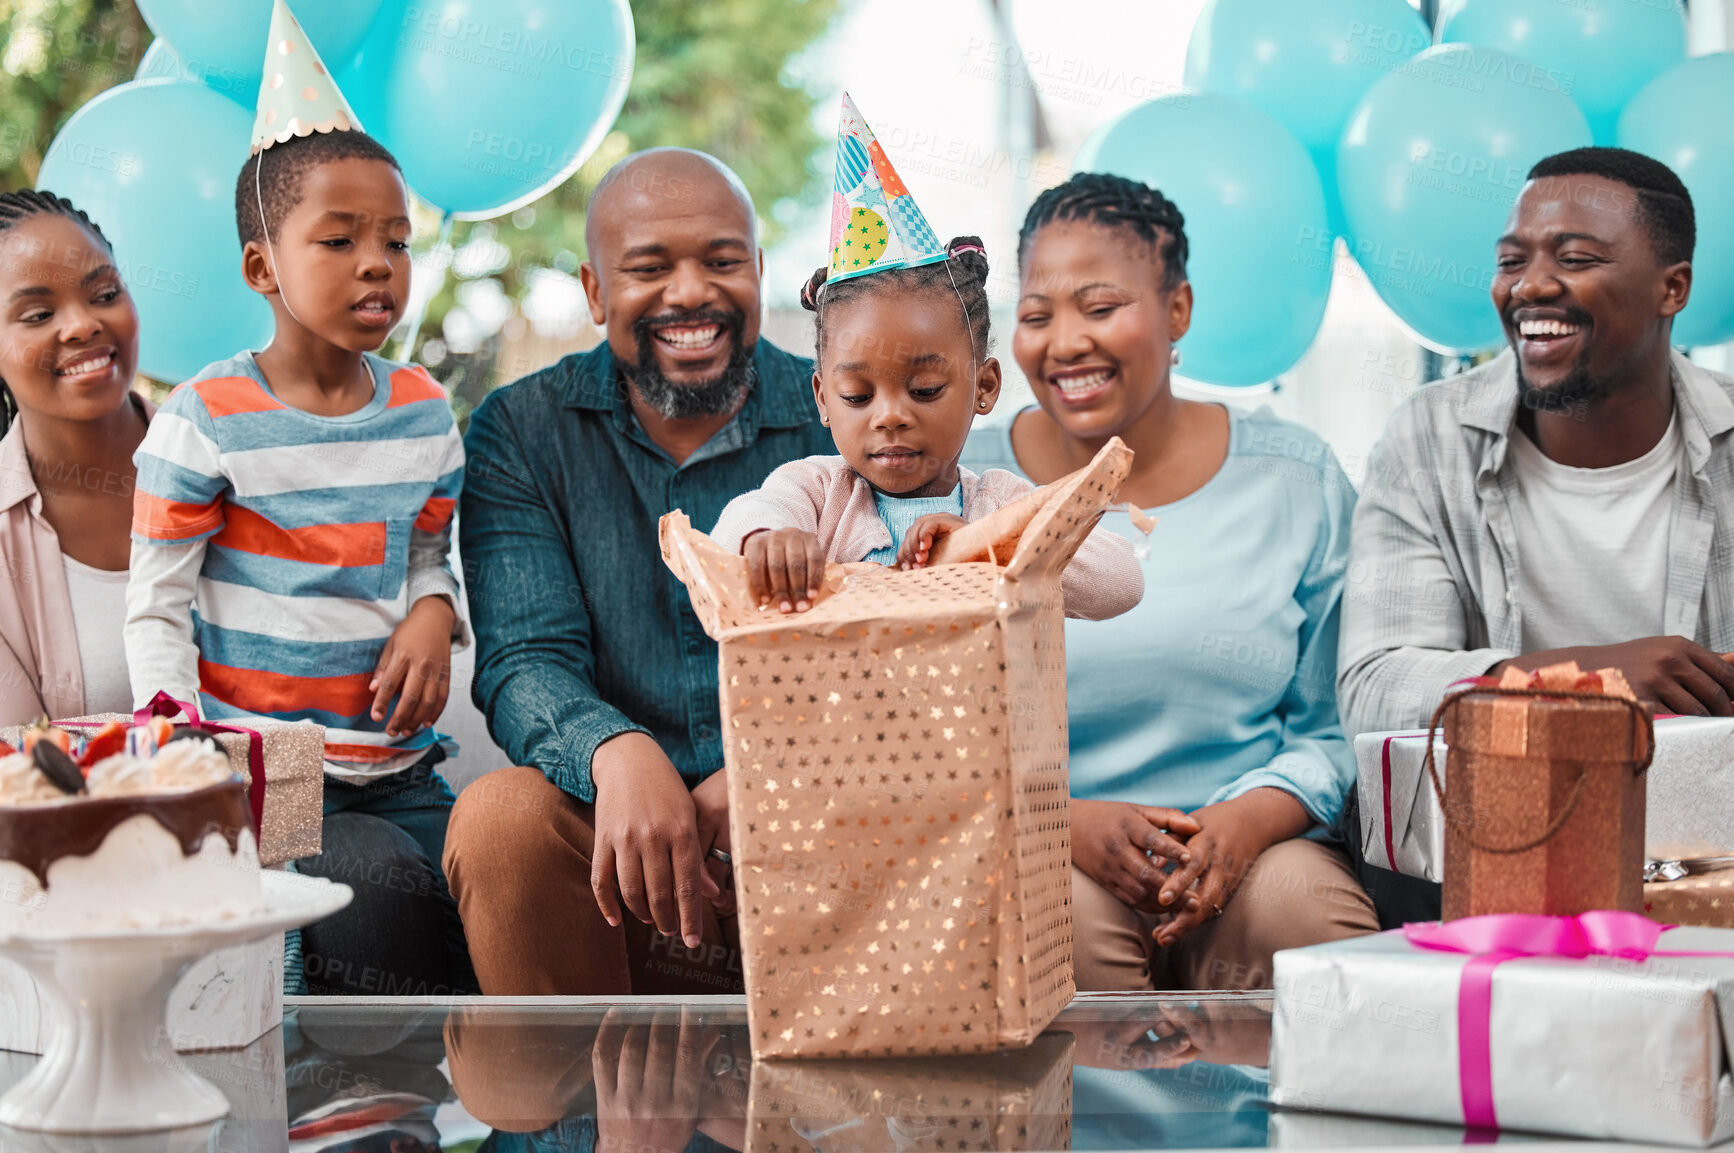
[1339,147,1734,738]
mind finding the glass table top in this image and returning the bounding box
[0,994,1678,1152]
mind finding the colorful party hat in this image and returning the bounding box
[827,93,948,284]
[251,0,359,154]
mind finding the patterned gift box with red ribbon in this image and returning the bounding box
[1271,913,1734,1145]
[1358,714,1734,886]
[0,693,323,866]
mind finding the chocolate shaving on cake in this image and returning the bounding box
[31,742,85,795]
[164,728,223,751]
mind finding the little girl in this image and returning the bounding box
[710,235,1142,619]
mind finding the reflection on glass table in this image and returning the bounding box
[0,994,1676,1151]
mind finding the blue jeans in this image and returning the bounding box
[291,752,478,995]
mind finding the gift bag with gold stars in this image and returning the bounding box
[662,440,1131,1059]
[744,1031,1074,1152]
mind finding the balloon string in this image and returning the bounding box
[395,211,455,363]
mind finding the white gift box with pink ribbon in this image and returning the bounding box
[1357,715,1734,880]
[1270,914,1734,1145]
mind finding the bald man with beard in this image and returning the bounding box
[446,149,833,994]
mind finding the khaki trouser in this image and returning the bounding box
[1071,837,1379,991]
[444,767,744,996]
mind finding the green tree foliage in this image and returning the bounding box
[0,0,149,188]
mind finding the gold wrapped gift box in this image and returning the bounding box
[1646,870,1734,928]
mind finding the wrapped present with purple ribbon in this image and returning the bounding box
[1270,912,1734,1145]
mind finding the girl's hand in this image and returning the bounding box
[896,513,968,570]
[370,595,455,738]
[1071,799,1202,911]
[743,528,826,613]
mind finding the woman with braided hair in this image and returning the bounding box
[0,189,145,725]
[962,172,1377,991]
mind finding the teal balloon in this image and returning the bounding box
[1075,95,1332,386]
[1184,0,1429,236]
[1619,53,1734,347]
[37,80,273,384]
[134,39,182,81]
[133,0,381,99]
[134,36,249,104]
[1337,44,1592,352]
[1438,0,1685,145]
[337,0,634,218]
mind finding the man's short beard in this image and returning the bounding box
[1514,356,1616,414]
[624,308,753,420]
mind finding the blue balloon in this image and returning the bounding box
[337,0,634,218]
[1619,53,1734,347]
[134,39,182,82]
[1336,44,1592,352]
[1439,0,1685,145]
[1184,0,1430,236]
[133,0,382,99]
[134,36,250,104]
[38,80,273,384]
[1075,94,1332,386]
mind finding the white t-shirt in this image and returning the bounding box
[1508,411,1682,653]
[61,555,133,717]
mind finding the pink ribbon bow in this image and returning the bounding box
[133,691,268,836]
[1404,911,1696,1132]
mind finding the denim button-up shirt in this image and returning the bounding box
[459,339,833,802]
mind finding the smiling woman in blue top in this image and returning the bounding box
[961,173,1378,990]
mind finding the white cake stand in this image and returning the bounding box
[0,871,350,1134]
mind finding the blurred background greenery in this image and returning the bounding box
[0,0,839,417]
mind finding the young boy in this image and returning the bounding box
[124,0,470,994]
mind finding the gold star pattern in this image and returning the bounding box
[661,450,1131,1058]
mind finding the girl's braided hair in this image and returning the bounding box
[800,235,993,362]
[1018,172,1189,289]
[0,190,114,435]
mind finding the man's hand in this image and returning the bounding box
[1071,799,1201,912]
[592,733,718,949]
[369,595,454,738]
[1151,788,1309,948]
[593,1006,720,1153]
[895,513,967,570]
[1494,636,1734,717]
[743,527,826,613]
[691,769,734,918]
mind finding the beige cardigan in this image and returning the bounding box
[0,396,149,726]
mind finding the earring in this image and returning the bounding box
[977,399,990,411]
[1170,348,1182,367]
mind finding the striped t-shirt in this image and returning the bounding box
[131,351,464,777]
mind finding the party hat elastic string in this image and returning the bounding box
[249,0,362,341]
